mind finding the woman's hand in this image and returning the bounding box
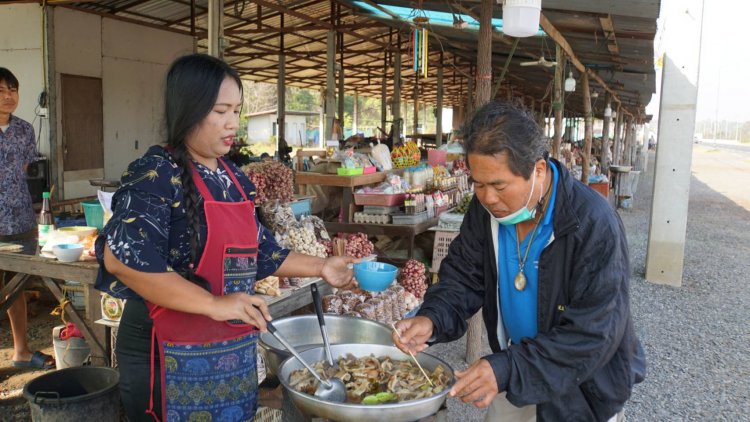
[320,256,359,289]
[208,293,272,331]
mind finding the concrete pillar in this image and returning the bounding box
[646,0,704,286]
[325,31,336,141]
[207,0,224,58]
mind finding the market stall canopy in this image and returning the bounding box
[54,0,659,118]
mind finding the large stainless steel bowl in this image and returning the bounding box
[259,315,393,377]
[278,343,454,422]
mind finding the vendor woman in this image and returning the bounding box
[95,53,357,422]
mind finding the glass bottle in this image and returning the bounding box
[38,191,55,247]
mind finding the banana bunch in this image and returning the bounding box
[391,142,421,168]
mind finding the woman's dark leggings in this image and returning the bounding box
[116,299,161,422]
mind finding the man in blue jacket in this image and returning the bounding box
[394,101,645,421]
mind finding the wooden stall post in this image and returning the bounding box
[277,13,285,149]
[601,92,612,173]
[581,72,593,185]
[436,53,444,146]
[464,0,494,365]
[392,38,402,141]
[325,30,336,141]
[552,44,564,159]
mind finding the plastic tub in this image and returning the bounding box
[337,167,364,176]
[353,193,405,206]
[81,200,104,229]
[23,366,119,422]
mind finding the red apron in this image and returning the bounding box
[146,158,260,422]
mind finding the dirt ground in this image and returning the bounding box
[1,285,61,421]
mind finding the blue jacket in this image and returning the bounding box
[418,159,646,421]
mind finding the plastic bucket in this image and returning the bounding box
[81,200,104,229]
[23,366,120,422]
[53,325,91,369]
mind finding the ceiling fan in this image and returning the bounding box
[520,56,557,68]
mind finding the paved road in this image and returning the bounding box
[690,143,750,210]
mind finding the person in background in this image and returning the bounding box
[0,67,55,370]
[394,101,645,421]
[95,54,357,422]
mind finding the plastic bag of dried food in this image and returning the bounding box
[379,295,393,324]
[366,298,385,323]
[322,294,343,314]
[337,290,362,313]
[354,302,377,320]
[260,199,298,235]
[300,215,330,241]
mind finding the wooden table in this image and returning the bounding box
[324,217,438,262]
[295,172,387,223]
[0,240,331,366]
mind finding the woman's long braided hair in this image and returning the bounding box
[164,54,243,289]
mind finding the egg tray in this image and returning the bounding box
[353,212,391,224]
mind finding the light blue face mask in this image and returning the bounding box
[492,170,544,226]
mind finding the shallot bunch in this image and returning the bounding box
[344,233,374,259]
[398,259,427,298]
[242,161,294,204]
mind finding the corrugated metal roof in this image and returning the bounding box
[56,0,659,116]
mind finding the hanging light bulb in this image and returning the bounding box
[604,104,612,118]
[502,0,542,38]
[564,71,576,92]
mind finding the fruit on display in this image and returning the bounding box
[241,161,294,204]
[455,192,474,214]
[398,259,427,298]
[278,226,327,258]
[391,142,421,169]
[321,232,374,259]
[344,233,374,258]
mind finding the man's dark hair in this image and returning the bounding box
[464,100,548,179]
[0,68,19,89]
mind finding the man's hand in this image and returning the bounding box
[320,256,358,289]
[450,359,499,408]
[393,316,434,354]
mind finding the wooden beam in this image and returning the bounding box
[539,13,633,117]
[598,15,620,56]
[251,0,395,51]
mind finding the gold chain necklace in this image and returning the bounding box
[513,179,552,291]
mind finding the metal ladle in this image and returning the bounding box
[310,283,335,368]
[266,321,347,403]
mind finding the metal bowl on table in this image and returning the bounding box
[259,315,393,377]
[609,165,632,173]
[278,343,455,422]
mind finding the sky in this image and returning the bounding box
[649,0,748,122]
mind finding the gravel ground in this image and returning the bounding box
[428,148,750,421]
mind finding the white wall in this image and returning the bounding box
[0,3,49,157]
[52,7,192,198]
[247,114,274,143]
[101,18,192,177]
